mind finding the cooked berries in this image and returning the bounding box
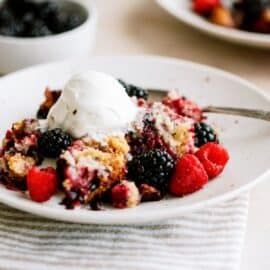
[0,77,231,209]
[194,122,218,147]
[38,128,73,158]
[111,180,140,209]
[118,79,149,100]
[193,0,220,15]
[36,88,62,119]
[128,149,175,191]
[139,183,163,202]
[169,154,208,196]
[196,142,229,179]
[234,0,269,21]
[162,91,203,121]
[210,6,235,28]
[0,0,86,37]
[193,0,270,33]
[27,166,58,202]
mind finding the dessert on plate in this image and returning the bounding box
[0,71,229,210]
[192,0,270,33]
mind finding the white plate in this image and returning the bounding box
[0,56,270,224]
[156,0,270,49]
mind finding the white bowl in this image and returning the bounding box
[0,0,98,74]
[0,56,270,224]
[156,0,270,49]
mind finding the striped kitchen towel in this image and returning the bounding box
[0,194,248,270]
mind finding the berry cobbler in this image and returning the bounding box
[0,71,229,210]
[192,0,270,34]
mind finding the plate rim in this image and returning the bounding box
[156,0,270,48]
[0,55,269,224]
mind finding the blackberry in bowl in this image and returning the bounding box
[0,0,87,37]
[0,0,97,73]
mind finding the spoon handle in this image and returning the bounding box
[147,89,270,122]
[203,106,270,121]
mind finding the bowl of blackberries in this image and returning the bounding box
[0,0,97,73]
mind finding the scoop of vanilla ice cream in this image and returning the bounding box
[47,71,138,138]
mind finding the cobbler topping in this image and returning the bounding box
[151,103,195,157]
[0,151,35,190]
[128,103,195,158]
[162,91,203,122]
[7,153,35,177]
[58,135,129,208]
[111,180,140,209]
[37,88,62,119]
[0,119,42,190]
[139,183,163,202]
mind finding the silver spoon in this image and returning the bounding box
[148,88,270,122]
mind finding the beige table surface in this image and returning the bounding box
[92,1,270,269]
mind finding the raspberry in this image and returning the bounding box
[253,18,270,33]
[196,142,229,179]
[111,180,140,209]
[169,154,208,196]
[193,0,220,15]
[27,166,58,202]
[162,92,203,121]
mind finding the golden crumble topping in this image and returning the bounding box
[60,135,130,204]
[7,153,35,178]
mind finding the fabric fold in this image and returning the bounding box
[0,194,248,270]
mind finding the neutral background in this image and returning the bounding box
[92,1,270,269]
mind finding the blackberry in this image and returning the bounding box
[26,20,52,37]
[194,122,218,148]
[127,149,175,191]
[118,79,149,100]
[46,11,67,33]
[0,7,13,24]
[64,13,84,31]
[38,128,73,158]
[0,25,16,36]
[234,0,269,22]
[0,0,85,37]
[37,1,59,20]
[21,12,35,26]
